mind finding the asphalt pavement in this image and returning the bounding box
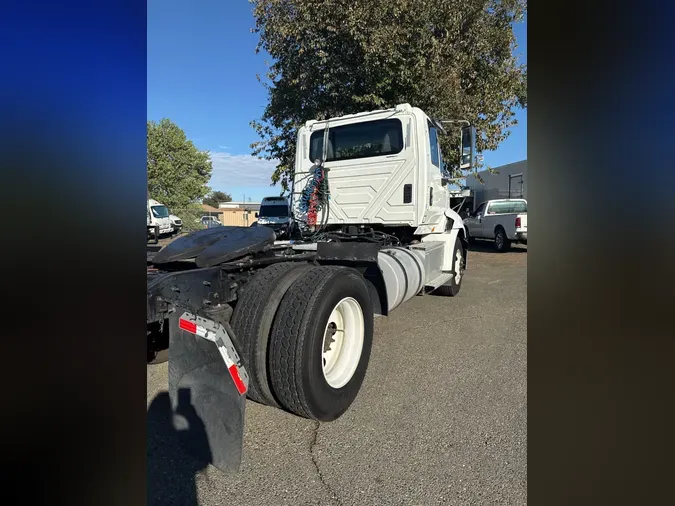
[147,243,527,506]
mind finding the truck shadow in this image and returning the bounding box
[468,241,528,254]
[147,390,211,506]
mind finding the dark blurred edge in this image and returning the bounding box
[1,1,675,505]
[0,2,146,505]
[529,1,675,504]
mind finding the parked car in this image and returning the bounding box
[200,215,222,229]
[463,199,527,252]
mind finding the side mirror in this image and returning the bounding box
[460,125,476,171]
[255,212,259,218]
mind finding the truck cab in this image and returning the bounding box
[292,103,452,231]
[255,196,293,238]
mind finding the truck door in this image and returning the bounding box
[427,121,448,217]
[467,202,486,238]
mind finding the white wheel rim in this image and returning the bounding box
[454,248,464,284]
[321,297,365,389]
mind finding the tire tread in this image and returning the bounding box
[269,266,365,419]
[231,262,303,405]
[433,237,464,297]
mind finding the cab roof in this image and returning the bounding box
[303,103,424,130]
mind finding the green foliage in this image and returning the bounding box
[172,203,206,233]
[203,190,233,208]
[250,0,527,190]
[147,119,212,208]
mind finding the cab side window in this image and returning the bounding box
[428,121,440,168]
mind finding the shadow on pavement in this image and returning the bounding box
[468,240,528,253]
[147,389,211,506]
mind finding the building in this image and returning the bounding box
[218,201,261,212]
[198,201,261,227]
[465,159,527,205]
[200,204,224,222]
[217,201,261,227]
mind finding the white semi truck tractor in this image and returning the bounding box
[147,104,476,471]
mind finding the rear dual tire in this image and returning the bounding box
[231,262,314,407]
[231,263,373,421]
[268,266,374,421]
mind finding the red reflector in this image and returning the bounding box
[515,217,521,227]
[228,364,247,395]
[178,318,197,334]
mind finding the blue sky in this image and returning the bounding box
[148,1,527,202]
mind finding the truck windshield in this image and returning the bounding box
[487,201,527,214]
[309,118,404,162]
[151,205,169,218]
[259,205,289,218]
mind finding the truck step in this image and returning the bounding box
[424,272,453,290]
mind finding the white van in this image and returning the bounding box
[147,199,174,236]
[256,196,293,238]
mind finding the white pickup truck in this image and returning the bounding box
[464,199,527,252]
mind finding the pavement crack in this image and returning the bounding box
[309,421,342,506]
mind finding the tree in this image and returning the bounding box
[203,190,233,208]
[147,119,212,209]
[250,0,527,190]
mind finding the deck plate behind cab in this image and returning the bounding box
[151,226,276,267]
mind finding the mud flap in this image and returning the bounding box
[168,311,249,473]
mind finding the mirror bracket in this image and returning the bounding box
[460,125,476,171]
[433,119,476,172]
